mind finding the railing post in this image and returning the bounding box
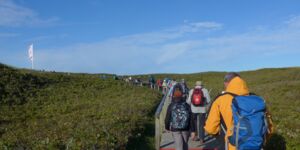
[155,117,160,150]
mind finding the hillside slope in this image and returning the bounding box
[0,63,161,149]
[1,63,299,149]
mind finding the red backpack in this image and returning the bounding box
[191,88,205,106]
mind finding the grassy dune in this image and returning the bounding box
[1,63,299,149]
[0,64,161,149]
[150,67,300,149]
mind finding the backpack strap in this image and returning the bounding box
[227,92,255,96]
[223,92,238,97]
[220,113,227,132]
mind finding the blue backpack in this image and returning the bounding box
[170,102,190,130]
[228,93,268,150]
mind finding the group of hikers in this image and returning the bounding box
[122,75,179,90]
[162,72,274,150]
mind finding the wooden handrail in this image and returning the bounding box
[154,88,171,150]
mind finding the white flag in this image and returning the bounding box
[28,44,33,61]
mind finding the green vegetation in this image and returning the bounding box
[150,68,300,149]
[0,63,161,149]
[1,62,299,149]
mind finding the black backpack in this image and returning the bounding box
[170,102,190,130]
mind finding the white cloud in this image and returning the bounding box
[116,21,222,45]
[14,16,300,74]
[285,15,300,28]
[33,21,222,74]
[156,41,199,64]
[0,0,58,27]
[177,22,222,33]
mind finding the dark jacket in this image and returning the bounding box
[165,99,195,132]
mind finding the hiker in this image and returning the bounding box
[162,79,168,95]
[113,75,119,80]
[168,79,176,90]
[180,79,189,99]
[127,76,132,85]
[156,79,162,91]
[134,78,140,86]
[186,81,211,144]
[149,75,155,89]
[165,84,195,150]
[204,72,274,150]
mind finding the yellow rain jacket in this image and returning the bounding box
[204,76,273,150]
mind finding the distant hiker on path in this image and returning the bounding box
[157,79,162,91]
[162,79,168,95]
[149,75,156,89]
[180,79,189,99]
[204,72,274,150]
[165,84,195,150]
[187,81,211,144]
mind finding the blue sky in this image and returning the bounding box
[1,0,300,74]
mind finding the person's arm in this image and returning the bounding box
[165,104,172,131]
[204,99,221,135]
[203,89,211,111]
[204,88,211,103]
[186,89,193,105]
[266,107,274,138]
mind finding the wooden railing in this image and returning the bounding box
[154,87,174,150]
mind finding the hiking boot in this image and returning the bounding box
[199,139,204,145]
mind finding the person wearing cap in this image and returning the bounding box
[186,81,211,144]
[162,79,168,95]
[165,84,195,150]
[204,72,274,150]
[180,79,189,99]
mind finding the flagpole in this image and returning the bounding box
[31,43,34,69]
[31,58,34,69]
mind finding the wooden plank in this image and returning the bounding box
[160,131,225,150]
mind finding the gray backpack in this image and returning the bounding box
[171,102,190,130]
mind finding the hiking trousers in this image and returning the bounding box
[192,113,206,141]
[172,131,189,150]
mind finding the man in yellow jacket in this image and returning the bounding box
[204,72,273,150]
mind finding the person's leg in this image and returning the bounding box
[191,113,199,140]
[172,131,184,150]
[196,113,201,140]
[199,113,206,143]
[182,131,190,150]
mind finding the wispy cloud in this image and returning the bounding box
[34,21,222,74]
[285,15,300,28]
[27,16,300,74]
[117,21,222,45]
[0,0,59,27]
[177,22,222,33]
[156,41,198,64]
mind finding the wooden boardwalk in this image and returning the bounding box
[160,131,225,150]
